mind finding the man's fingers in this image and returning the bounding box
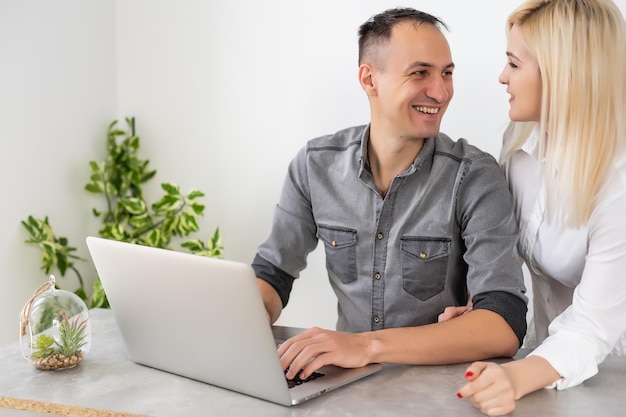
[280,329,327,378]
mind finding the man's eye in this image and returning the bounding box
[443,71,453,77]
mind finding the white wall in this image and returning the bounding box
[0,1,116,346]
[2,0,625,346]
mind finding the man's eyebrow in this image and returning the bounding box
[407,61,455,70]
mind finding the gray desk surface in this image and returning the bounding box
[1,309,625,417]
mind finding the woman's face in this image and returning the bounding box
[499,24,542,123]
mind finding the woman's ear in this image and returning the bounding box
[358,64,377,96]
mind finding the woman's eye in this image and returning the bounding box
[508,62,518,69]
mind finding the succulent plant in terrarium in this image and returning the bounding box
[20,276,91,370]
[30,313,89,370]
[30,334,56,359]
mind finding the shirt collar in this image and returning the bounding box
[520,124,542,159]
[358,124,435,176]
[358,125,371,175]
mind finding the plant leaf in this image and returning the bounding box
[120,198,146,215]
[89,279,110,309]
[186,189,205,200]
[161,182,180,195]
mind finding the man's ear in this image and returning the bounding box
[358,64,377,96]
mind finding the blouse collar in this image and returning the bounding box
[520,124,542,159]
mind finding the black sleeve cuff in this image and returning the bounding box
[472,291,528,347]
[252,254,295,308]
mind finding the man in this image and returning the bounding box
[252,7,527,382]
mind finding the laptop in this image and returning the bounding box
[85,236,382,406]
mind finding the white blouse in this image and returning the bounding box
[507,127,626,390]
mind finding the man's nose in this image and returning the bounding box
[427,76,451,103]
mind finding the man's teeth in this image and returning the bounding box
[415,106,439,114]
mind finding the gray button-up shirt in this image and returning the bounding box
[254,125,527,343]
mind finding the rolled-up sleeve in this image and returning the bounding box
[253,145,320,306]
[457,152,529,345]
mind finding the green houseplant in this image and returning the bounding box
[29,313,89,370]
[22,117,223,307]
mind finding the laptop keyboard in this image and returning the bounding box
[285,369,325,389]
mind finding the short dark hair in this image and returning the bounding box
[358,7,448,65]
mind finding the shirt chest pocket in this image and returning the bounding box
[400,237,451,301]
[317,224,357,284]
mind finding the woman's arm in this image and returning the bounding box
[458,165,626,415]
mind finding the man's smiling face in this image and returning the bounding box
[368,21,454,140]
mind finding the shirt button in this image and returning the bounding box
[373,316,380,323]
[376,233,384,240]
[374,272,381,280]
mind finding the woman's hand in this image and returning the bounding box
[456,362,517,416]
[438,298,473,322]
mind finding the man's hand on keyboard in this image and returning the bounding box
[277,327,371,380]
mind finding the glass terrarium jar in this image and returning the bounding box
[20,276,91,370]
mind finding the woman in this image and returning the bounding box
[456,0,626,415]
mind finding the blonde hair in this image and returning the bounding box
[500,0,626,227]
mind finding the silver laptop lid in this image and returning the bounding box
[86,236,293,405]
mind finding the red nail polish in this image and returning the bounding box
[465,371,474,378]
[456,392,463,398]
